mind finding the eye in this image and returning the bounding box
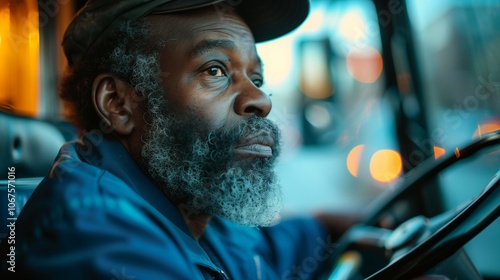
[205,66,226,77]
[251,73,264,88]
[253,79,263,88]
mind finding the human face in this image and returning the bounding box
[139,9,283,226]
[148,8,274,159]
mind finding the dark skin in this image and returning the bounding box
[91,8,359,240]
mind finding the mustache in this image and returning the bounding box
[209,116,282,156]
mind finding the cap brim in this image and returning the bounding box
[235,0,310,43]
[153,0,310,43]
[63,0,310,65]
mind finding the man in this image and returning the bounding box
[1,0,356,279]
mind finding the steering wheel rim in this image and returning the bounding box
[363,130,500,226]
[367,169,500,279]
[324,130,500,279]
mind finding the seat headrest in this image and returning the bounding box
[0,112,67,179]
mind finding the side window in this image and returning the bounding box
[408,0,500,150]
[258,1,400,212]
[0,0,73,118]
[0,0,40,116]
[407,0,500,275]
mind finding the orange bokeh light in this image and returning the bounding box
[0,1,40,116]
[433,146,446,160]
[473,120,500,138]
[346,46,383,84]
[370,149,402,183]
[346,144,365,177]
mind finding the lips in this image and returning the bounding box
[233,133,275,158]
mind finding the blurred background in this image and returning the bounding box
[258,0,500,215]
[1,0,500,277]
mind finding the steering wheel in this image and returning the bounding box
[323,130,500,280]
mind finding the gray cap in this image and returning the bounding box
[62,0,310,66]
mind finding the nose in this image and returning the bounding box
[233,85,272,118]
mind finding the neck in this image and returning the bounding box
[178,204,211,240]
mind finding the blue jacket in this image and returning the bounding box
[1,133,332,279]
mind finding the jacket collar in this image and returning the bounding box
[77,132,219,271]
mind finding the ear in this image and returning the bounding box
[92,74,139,136]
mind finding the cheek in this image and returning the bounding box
[160,71,236,130]
[161,75,194,116]
[190,97,233,131]
[162,86,230,130]
[164,91,188,115]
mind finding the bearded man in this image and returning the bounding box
[0,0,359,279]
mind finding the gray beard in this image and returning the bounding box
[141,95,283,227]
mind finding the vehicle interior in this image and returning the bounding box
[1,0,499,279]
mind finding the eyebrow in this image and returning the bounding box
[189,39,237,58]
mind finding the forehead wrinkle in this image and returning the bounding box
[189,39,237,58]
[146,10,261,69]
[187,10,255,43]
